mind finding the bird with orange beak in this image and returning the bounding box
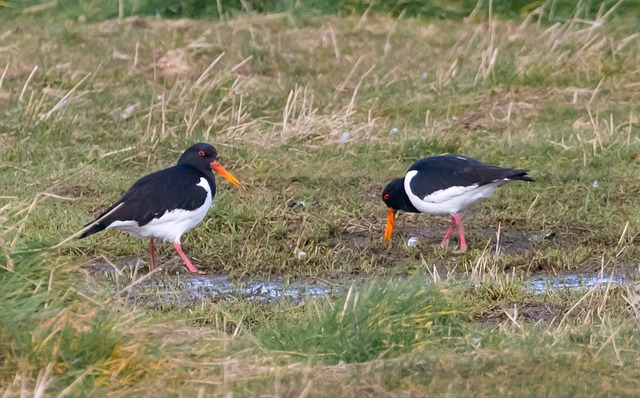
[80,143,240,274]
[382,155,533,251]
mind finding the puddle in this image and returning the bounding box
[94,258,635,306]
[122,273,630,305]
[524,273,627,294]
[116,272,634,305]
[121,274,337,305]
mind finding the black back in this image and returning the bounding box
[80,143,219,238]
[407,155,533,199]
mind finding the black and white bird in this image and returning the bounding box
[80,143,240,274]
[381,155,533,251]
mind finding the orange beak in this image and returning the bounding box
[384,208,396,242]
[211,160,241,188]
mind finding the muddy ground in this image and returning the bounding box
[80,216,638,325]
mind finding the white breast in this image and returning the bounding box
[108,178,213,243]
[404,170,506,215]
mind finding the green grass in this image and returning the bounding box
[9,0,640,23]
[259,276,464,364]
[3,0,640,395]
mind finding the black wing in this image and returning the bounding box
[80,165,215,238]
[407,155,533,198]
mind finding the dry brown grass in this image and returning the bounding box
[1,9,638,152]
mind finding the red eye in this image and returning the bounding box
[383,193,390,200]
[198,150,205,157]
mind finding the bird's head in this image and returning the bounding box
[381,178,404,242]
[381,177,416,242]
[179,143,241,188]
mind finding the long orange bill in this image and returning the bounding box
[211,160,241,188]
[384,208,396,242]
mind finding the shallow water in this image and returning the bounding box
[125,274,337,305]
[524,273,626,294]
[110,269,633,305]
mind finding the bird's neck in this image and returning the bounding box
[393,179,419,213]
[181,164,217,190]
[398,190,419,213]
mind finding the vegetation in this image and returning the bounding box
[2,0,640,395]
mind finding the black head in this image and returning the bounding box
[382,178,417,213]
[178,143,241,187]
[178,143,219,170]
[381,177,418,242]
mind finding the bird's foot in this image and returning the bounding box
[172,242,206,275]
[184,263,206,275]
[440,239,467,253]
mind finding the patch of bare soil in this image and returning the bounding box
[475,301,565,324]
[394,218,537,256]
[147,48,194,80]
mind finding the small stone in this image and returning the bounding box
[531,231,556,243]
[120,103,140,120]
[407,237,419,247]
[288,201,307,209]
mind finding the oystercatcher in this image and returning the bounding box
[382,155,533,251]
[80,143,240,274]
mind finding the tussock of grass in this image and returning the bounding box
[0,253,138,393]
[258,276,463,364]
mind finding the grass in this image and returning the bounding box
[258,276,464,364]
[2,0,640,395]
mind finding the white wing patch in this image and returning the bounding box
[404,170,508,215]
[108,178,213,243]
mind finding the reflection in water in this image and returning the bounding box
[111,271,632,306]
[127,274,336,305]
[525,273,625,294]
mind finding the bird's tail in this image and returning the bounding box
[78,201,124,239]
[79,222,107,239]
[509,170,534,182]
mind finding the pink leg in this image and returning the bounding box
[440,216,457,248]
[149,239,156,270]
[172,242,205,274]
[452,213,467,252]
